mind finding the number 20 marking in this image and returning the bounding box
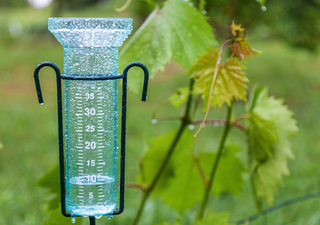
[85,141,96,149]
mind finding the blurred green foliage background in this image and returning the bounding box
[0,0,320,224]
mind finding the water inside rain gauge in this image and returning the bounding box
[48,18,133,217]
[65,77,118,216]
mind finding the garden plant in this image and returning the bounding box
[37,0,303,224]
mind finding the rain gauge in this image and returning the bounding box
[33,18,149,224]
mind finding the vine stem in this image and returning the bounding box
[131,79,195,225]
[198,0,205,12]
[113,0,132,12]
[198,102,233,220]
[194,39,232,137]
[234,191,320,224]
[192,119,246,131]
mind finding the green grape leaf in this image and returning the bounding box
[152,130,201,213]
[247,85,268,112]
[138,130,245,213]
[42,205,83,225]
[195,212,231,225]
[247,87,298,205]
[152,141,245,213]
[200,144,246,196]
[247,113,278,162]
[169,87,189,108]
[37,164,60,210]
[119,0,215,94]
[0,141,3,149]
[137,130,194,191]
[189,49,248,109]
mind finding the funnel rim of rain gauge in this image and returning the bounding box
[48,17,133,47]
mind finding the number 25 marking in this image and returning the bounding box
[85,125,95,132]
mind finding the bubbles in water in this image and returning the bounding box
[214,122,219,127]
[261,6,267,11]
[71,215,76,223]
[108,215,113,219]
[151,119,158,124]
[95,215,102,219]
[188,124,195,130]
[202,10,207,15]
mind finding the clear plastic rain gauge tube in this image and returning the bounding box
[48,18,132,218]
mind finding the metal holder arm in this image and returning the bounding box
[33,61,149,224]
[114,62,149,215]
[34,62,67,218]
